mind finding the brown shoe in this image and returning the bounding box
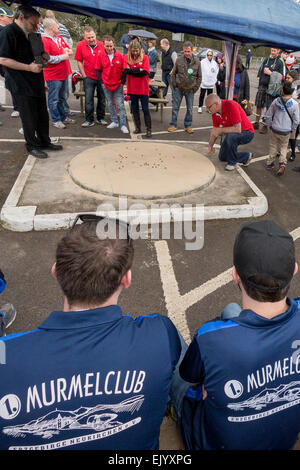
[259,125,268,134]
[277,164,286,176]
[185,127,194,134]
[168,125,177,132]
[253,122,259,130]
[266,161,275,170]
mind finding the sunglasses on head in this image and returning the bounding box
[71,214,132,245]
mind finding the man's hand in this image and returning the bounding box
[28,62,43,73]
[41,51,50,62]
[208,145,215,155]
[264,67,272,76]
[64,48,73,56]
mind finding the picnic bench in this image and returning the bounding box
[73,77,168,122]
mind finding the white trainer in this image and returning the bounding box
[11,111,20,118]
[53,121,66,129]
[121,125,129,134]
[198,107,202,113]
[107,122,119,129]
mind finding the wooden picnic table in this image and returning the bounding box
[73,77,168,122]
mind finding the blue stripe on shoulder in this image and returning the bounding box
[295,297,300,309]
[134,314,158,323]
[0,328,40,342]
[197,320,239,337]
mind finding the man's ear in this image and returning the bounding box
[51,263,57,280]
[294,262,298,276]
[232,266,241,285]
[120,269,132,289]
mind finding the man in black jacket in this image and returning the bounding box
[254,48,284,134]
[0,5,63,159]
[160,38,177,98]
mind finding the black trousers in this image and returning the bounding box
[14,94,50,151]
[198,87,213,107]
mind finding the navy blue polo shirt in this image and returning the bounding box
[0,306,181,450]
[180,297,300,450]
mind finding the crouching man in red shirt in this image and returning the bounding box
[206,94,254,171]
[95,35,129,134]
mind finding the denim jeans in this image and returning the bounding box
[130,94,150,117]
[162,71,172,98]
[170,88,194,128]
[63,76,70,115]
[102,84,126,127]
[47,79,68,123]
[218,130,254,166]
[84,77,105,122]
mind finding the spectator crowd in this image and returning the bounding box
[0,4,300,453]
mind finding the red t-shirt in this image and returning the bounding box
[74,40,104,80]
[212,99,254,133]
[42,35,72,81]
[95,49,123,91]
[123,54,150,96]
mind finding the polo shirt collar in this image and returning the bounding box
[233,297,298,328]
[39,304,123,330]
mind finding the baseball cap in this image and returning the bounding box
[233,220,295,292]
[286,54,296,66]
[0,7,13,17]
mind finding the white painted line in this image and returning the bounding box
[155,225,300,341]
[3,155,36,207]
[151,125,213,136]
[155,240,191,343]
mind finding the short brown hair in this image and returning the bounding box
[242,275,290,303]
[55,221,134,307]
[82,25,94,34]
[183,41,193,50]
[103,35,114,43]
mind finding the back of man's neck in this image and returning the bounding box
[242,297,288,319]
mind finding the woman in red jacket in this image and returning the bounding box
[124,39,151,137]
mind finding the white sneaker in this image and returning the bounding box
[19,127,24,135]
[121,125,129,134]
[11,111,20,118]
[198,107,202,113]
[107,122,119,129]
[63,117,75,123]
[53,121,66,129]
[225,164,236,171]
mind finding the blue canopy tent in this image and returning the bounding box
[4,0,300,50]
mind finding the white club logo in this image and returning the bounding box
[224,380,243,399]
[0,394,21,420]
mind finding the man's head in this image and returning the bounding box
[270,47,280,58]
[160,38,169,51]
[43,17,59,37]
[282,81,294,97]
[233,220,297,303]
[0,7,13,26]
[103,35,114,54]
[54,218,134,309]
[205,93,222,114]
[83,26,97,45]
[206,49,213,61]
[281,50,289,62]
[285,70,298,83]
[14,5,41,34]
[183,41,193,60]
[44,10,56,20]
